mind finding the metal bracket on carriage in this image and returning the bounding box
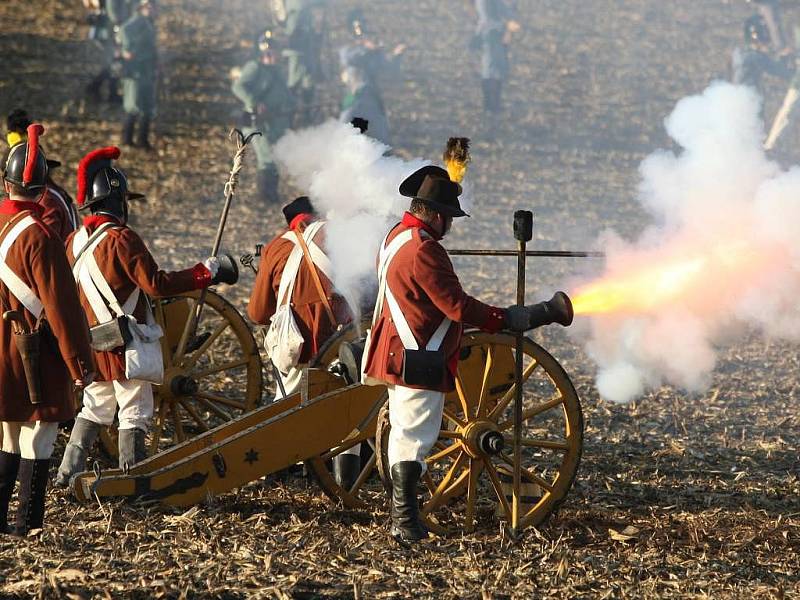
[240,244,263,275]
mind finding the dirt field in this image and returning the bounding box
[1,0,799,598]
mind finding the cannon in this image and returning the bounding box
[70,211,597,536]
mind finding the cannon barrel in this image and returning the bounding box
[529,291,574,329]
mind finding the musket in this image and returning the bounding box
[173,129,261,362]
[765,84,799,150]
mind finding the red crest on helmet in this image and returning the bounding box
[76,146,121,207]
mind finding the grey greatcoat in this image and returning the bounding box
[283,0,325,92]
[338,44,398,146]
[120,13,157,117]
[474,0,517,81]
[232,60,294,170]
[731,46,793,92]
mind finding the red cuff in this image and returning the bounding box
[191,263,212,289]
[482,307,506,333]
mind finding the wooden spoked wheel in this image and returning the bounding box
[99,289,262,457]
[375,331,583,534]
[306,322,388,509]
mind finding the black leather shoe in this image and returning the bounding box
[390,461,429,542]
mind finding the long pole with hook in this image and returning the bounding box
[174,128,261,362]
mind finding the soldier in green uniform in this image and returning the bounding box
[283,0,327,126]
[83,0,133,103]
[338,9,405,147]
[120,0,158,150]
[232,29,294,205]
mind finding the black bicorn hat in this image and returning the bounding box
[350,117,369,134]
[399,166,469,218]
[282,196,316,225]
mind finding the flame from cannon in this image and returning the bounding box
[571,234,785,317]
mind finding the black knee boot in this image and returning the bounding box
[256,168,279,205]
[12,458,50,537]
[137,115,152,150]
[390,461,428,542]
[0,451,21,534]
[333,453,361,491]
[122,114,137,147]
[108,77,122,105]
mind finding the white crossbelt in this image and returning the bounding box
[373,228,451,352]
[0,215,44,319]
[276,220,332,307]
[71,225,140,324]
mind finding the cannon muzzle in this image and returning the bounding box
[529,291,574,329]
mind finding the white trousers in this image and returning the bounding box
[1,421,59,459]
[78,379,154,431]
[274,364,305,401]
[387,384,445,472]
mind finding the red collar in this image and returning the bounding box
[401,211,441,240]
[0,199,44,217]
[289,213,315,231]
[83,214,122,232]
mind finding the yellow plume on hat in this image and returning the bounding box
[443,137,470,184]
[6,131,24,148]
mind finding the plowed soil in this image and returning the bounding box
[1,1,798,598]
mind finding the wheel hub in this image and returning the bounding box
[161,367,198,398]
[460,420,504,458]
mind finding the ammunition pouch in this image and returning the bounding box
[401,348,446,388]
[12,330,43,405]
[89,316,132,352]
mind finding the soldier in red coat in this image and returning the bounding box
[248,196,353,397]
[5,110,79,241]
[362,165,570,541]
[0,125,95,536]
[55,146,238,486]
[248,196,355,486]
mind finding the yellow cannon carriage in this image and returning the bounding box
[70,212,590,537]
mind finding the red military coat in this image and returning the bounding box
[363,212,505,392]
[39,184,78,242]
[66,216,211,382]
[247,216,353,364]
[0,200,94,422]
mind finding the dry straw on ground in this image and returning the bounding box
[1,0,798,597]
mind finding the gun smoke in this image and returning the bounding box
[574,81,800,404]
[274,119,428,315]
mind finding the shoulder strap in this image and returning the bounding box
[293,221,337,325]
[0,213,44,319]
[72,225,139,323]
[71,222,117,269]
[375,227,452,352]
[276,244,304,308]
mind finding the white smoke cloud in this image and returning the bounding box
[273,120,429,314]
[577,81,800,403]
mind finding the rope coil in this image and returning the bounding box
[224,129,261,198]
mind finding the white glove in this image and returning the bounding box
[203,257,220,277]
